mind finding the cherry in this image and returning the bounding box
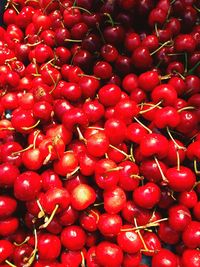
[41,170,62,192]
[154,106,180,128]
[86,131,109,158]
[58,205,79,226]
[178,190,198,209]
[122,252,142,267]
[13,243,33,267]
[38,234,61,261]
[139,133,169,159]
[114,99,139,124]
[53,151,79,177]
[152,248,178,267]
[0,216,19,237]
[95,241,123,267]
[98,84,121,107]
[151,84,178,106]
[140,159,167,183]
[133,182,161,209]
[61,250,84,267]
[118,225,143,253]
[98,213,122,237]
[138,71,160,92]
[79,209,100,232]
[0,240,14,264]
[0,195,17,219]
[193,202,200,221]
[22,148,45,171]
[61,225,86,251]
[166,166,196,192]
[142,231,161,256]
[83,99,105,124]
[104,118,127,145]
[71,183,96,211]
[103,186,126,214]
[101,44,119,62]
[0,163,19,188]
[14,171,42,201]
[168,204,192,232]
[131,46,153,70]
[124,32,141,52]
[182,221,200,249]
[181,249,200,267]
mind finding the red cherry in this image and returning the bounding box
[166,166,196,192]
[96,241,123,267]
[98,213,122,237]
[38,234,61,261]
[0,240,14,264]
[103,186,126,214]
[117,225,143,254]
[181,249,200,267]
[182,221,200,249]
[168,204,192,232]
[61,225,86,250]
[14,171,42,201]
[71,184,96,211]
[152,248,178,267]
[133,182,161,209]
[0,196,17,219]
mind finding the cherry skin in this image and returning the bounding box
[178,190,198,208]
[133,182,161,209]
[13,243,33,267]
[86,131,109,158]
[98,213,122,237]
[104,118,127,145]
[14,171,42,201]
[182,221,200,249]
[166,166,196,192]
[53,151,78,177]
[151,84,178,106]
[95,241,123,267]
[140,133,169,159]
[103,186,126,214]
[181,249,200,267]
[61,225,86,251]
[142,232,162,256]
[117,225,143,254]
[98,84,121,107]
[152,248,178,267]
[140,159,167,183]
[38,234,61,261]
[79,209,100,232]
[0,163,20,188]
[71,184,96,211]
[0,240,14,264]
[0,196,17,219]
[168,204,192,232]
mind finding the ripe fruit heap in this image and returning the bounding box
[0,0,200,266]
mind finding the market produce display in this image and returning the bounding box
[0,0,200,266]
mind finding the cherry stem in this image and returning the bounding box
[14,236,30,246]
[121,218,168,231]
[64,39,82,42]
[96,23,106,44]
[32,58,39,75]
[33,130,41,149]
[78,74,100,80]
[134,218,148,251]
[39,204,59,229]
[154,157,168,183]
[188,61,200,74]
[42,0,55,13]
[36,199,46,219]
[166,127,186,150]
[81,250,86,267]
[194,160,200,175]
[154,23,159,38]
[130,143,136,162]
[176,150,180,172]
[26,40,43,47]
[160,74,171,80]
[11,144,34,156]
[184,52,188,74]
[71,5,92,14]
[104,13,114,27]
[5,260,17,267]
[109,144,131,160]
[24,228,38,267]
[93,202,104,207]
[76,126,86,142]
[130,174,144,180]
[66,166,80,180]
[90,209,100,223]
[134,117,152,134]
[0,127,15,131]
[193,5,200,12]
[178,106,196,112]
[22,120,41,131]
[40,58,56,70]
[150,40,173,56]
[139,101,162,114]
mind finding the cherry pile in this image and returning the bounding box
[0,0,200,266]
